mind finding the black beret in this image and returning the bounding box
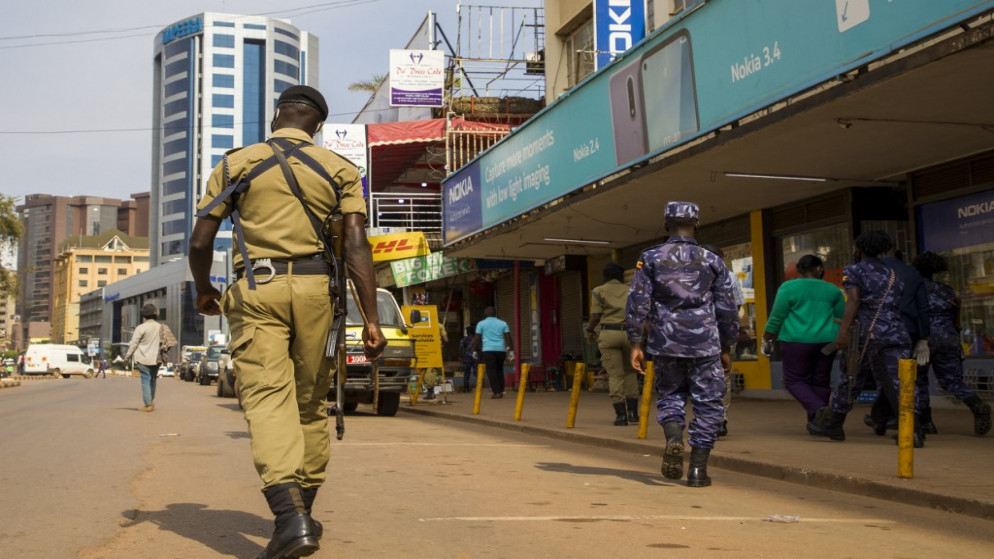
[277,85,328,120]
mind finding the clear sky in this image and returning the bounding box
[0,0,539,201]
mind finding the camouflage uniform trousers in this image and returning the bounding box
[597,329,639,403]
[831,342,913,416]
[653,355,726,450]
[916,341,977,409]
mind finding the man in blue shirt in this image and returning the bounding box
[474,306,514,398]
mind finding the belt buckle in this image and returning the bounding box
[251,258,276,284]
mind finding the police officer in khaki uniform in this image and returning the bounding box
[189,85,386,559]
[587,262,640,426]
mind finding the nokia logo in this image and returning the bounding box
[607,0,634,55]
[448,176,474,204]
[958,200,994,218]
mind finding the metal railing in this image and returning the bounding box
[369,192,443,249]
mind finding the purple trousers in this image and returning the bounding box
[781,342,835,421]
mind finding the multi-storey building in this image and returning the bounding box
[151,13,319,265]
[52,231,150,343]
[15,194,149,344]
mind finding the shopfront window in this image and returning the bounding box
[777,222,852,289]
[918,190,994,358]
[719,242,756,361]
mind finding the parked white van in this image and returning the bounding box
[23,344,95,378]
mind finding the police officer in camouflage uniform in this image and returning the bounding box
[627,202,739,487]
[587,262,639,426]
[189,85,386,559]
[810,230,923,445]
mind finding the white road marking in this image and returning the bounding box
[340,442,549,447]
[419,515,896,523]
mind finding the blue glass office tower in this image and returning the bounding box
[151,13,318,265]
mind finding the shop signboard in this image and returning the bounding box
[918,190,994,254]
[443,0,994,245]
[389,49,444,107]
[368,231,430,262]
[402,305,444,368]
[391,252,476,287]
[594,0,647,70]
[322,124,368,197]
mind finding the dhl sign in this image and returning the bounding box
[368,231,431,262]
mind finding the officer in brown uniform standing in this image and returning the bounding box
[587,262,640,425]
[189,86,386,559]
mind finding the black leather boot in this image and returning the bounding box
[257,483,319,559]
[964,395,992,436]
[300,487,323,541]
[919,406,938,435]
[807,409,846,441]
[660,423,684,480]
[613,402,629,426]
[686,447,711,488]
[626,398,640,423]
[717,420,728,437]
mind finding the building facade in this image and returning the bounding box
[52,231,150,344]
[16,194,149,345]
[151,13,319,265]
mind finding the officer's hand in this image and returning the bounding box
[196,288,223,316]
[363,324,387,360]
[914,340,930,367]
[631,347,645,374]
[720,351,732,373]
[586,330,596,344]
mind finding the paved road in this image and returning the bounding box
[2,377,993,558]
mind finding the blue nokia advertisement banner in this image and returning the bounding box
[594,1,647,70]
[443,158,483,244]
[918,190,994,254]
[443,0,994,246]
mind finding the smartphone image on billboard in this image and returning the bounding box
[609,58,648,166]
[640,29,699,153]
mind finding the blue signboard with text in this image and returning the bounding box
[594,0,647,70]
[443,0,994,246]
[918,191,994,253]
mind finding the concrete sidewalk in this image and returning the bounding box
[400,388,994,520]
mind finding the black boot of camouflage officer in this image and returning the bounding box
[257,482,319,559]
[626,398,640,424]
[661,423,684,480]
[919,406,938,435]
[807,408,846,441]
[300,487,323,541]
[686,447,712,488]
[963,395,991,436]
[612,402,629,426]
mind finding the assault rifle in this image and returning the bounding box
[326,215,347,440]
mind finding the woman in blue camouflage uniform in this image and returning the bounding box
[627,202,739,487]
[912,252,991,436]
[810,230,923,445]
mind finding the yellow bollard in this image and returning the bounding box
[637,361,656,440]
[514,363,531,420]
[410,369,425,406]
[473,363,485,415]
[897,358,917,479]
[567,362,585,428]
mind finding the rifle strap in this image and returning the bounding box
[857,269,896,366]
[269,141,340,292]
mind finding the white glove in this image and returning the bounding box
[506,350,515,362]
[913,340,930,367]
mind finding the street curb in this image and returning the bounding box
[400,405,994,521]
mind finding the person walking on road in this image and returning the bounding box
[123,303,176,411]
[97,357,107,379]
[460,326,478,393]
[761,255,844,430]
[911,251,991,436]
[587,261,640,426]
[474,306,513,399]
[627,201,739,487]
[810,231,925,446]
[189,85,386,559]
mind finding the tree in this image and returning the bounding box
[0,194,22,300]
[347,74,387,94]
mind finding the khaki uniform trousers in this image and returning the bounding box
[222,270,335,490]
[597,329,638,403]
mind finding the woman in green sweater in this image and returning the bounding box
[762,255,845,427]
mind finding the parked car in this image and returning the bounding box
[179,351,204,382]
[160,362,175,377]
[22,344,95,378]
[196,346,225,386]
[217,349,236,399]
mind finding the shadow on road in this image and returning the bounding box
[120,503,267,556]
[535,462,670,486]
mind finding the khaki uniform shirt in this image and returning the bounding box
[196,127,367,269]
[591,279,629,326]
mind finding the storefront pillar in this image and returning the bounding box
[735,210,772,390]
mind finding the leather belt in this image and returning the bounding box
[235,256,330,283]
[599,323,625,331]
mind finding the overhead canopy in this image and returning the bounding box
[367,118,510,190]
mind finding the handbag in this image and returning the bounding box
[158,323,177,365]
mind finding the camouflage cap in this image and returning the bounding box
[664,201,699,220]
